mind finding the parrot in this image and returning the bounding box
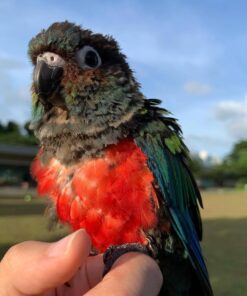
[29,21,213,295]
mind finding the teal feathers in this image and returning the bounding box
[134,99,213,295]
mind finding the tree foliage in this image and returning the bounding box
[223,141,247,186]
[190,140,247,188]
[0,121,37,145]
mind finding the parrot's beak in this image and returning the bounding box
[33,60,64,105]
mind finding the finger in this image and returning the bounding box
[84,252,163,296]
[53,254,104,295]
[71,254,104,292]
[0,229,91,296]
[85,254,104,288]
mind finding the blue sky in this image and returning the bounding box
[0,0,246,158]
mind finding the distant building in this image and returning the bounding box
[0,144,38,186]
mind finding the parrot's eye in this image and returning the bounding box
[76,46,101,69]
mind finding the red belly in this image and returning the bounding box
[32,138,158,252]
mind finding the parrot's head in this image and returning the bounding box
[28,21,144,144]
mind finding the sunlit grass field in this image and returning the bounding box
[0,188,68,257]
[201,190,247,296]
[0,188,246,295]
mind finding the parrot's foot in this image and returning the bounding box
[103,243,151,276]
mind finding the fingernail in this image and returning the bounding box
[47,229,84,258]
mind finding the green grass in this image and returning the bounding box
[0,192,68,258]
[0,189,246,295]
[202,218,247,296]
[200,190,247,296]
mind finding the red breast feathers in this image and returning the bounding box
[32,138,158,252]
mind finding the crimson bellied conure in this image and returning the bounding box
[29,21,213,295]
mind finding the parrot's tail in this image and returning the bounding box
[158,253,213,296]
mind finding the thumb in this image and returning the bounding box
[0,229,91,296]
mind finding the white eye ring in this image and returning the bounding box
[76,46,101,69]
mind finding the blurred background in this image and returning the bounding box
[0,1,246,295]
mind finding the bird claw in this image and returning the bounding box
[103,243,151,276]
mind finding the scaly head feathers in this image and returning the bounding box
[28,21,143,149]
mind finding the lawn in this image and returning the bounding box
[201,190,247,296]
[0,188,68,258]
[0,188,246,295]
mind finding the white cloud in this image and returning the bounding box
[215,98,247,120]
[184,81,212,95]
[214,96,247,139]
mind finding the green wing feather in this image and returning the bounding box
[134,99,213,295]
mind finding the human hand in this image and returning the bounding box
[0,230,163,296]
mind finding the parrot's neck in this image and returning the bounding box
[35,106,140,165]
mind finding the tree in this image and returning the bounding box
[5,121,20,134]
[189,154,204,178]
[0,121,37,145]
[223,140,247,185]
[0,122,5,133]
[189,140,247,188]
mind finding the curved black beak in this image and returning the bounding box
[33,61,63,99]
